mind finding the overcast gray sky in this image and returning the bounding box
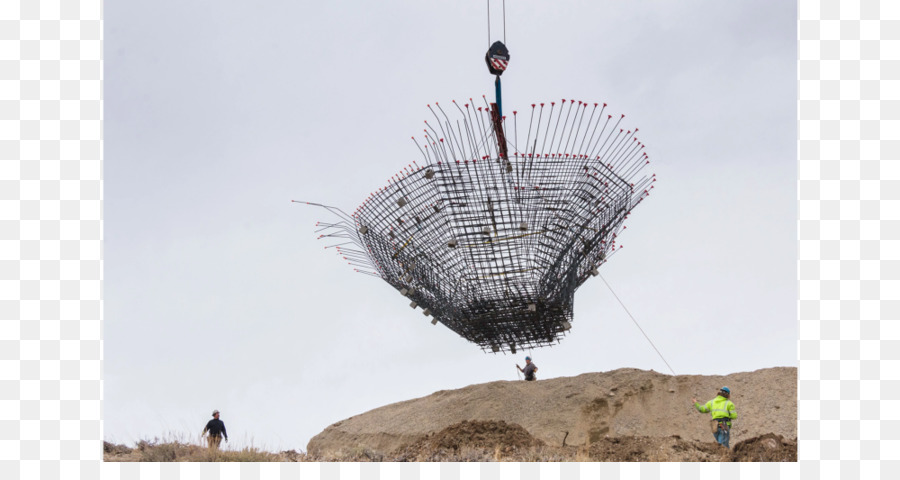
[105,0,796,451]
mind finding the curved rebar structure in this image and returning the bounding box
[303,97,655,353]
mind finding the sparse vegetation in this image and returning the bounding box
[103,433,309,463]
[104,424,797,462]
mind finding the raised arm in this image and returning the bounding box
[693,399,711,413]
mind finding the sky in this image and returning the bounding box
[104,0,796,451]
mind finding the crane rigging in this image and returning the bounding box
[485,0,511,160]
[297,2,658,355]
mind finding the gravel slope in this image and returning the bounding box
[308,367,796,456]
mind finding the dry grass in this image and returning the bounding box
[104,432,308,463]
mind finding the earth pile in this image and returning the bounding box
[308,367,796,461]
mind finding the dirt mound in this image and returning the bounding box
[396,420,544,461]
[308,366,797,458]
[574,434,796,462]
[732,433,797,462]
[583,435,726,462]
[416,420,544,451]
[388,430,797,462]
[391,431,798,462]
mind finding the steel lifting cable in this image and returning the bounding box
[598,273,677,376]
[487,0,490,47]
[487,0,507,46]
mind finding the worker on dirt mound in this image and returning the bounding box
[693,387,737,448]
[516,356,538,381]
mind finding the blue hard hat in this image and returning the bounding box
[721,387,730,394]
[525,356,531,361]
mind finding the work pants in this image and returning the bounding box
[714,424,730,448]
[207,435,222,451]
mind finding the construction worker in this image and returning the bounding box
[693,387,737,448]
[201,409,228,451]
[516,356,538,381]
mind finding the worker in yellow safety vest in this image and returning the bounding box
[693,387,737,448]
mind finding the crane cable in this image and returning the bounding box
[487,0,507,46]
[598,273,677,376]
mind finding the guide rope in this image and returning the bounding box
[598,274,677,376]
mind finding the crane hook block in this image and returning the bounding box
[485,41,510,76]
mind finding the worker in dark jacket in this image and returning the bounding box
[202,409,228,450]
[693,387,737,448]
[516,356,538,381]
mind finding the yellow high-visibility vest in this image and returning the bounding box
[695,395,737,424]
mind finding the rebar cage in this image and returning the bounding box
[305,98,654,353]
